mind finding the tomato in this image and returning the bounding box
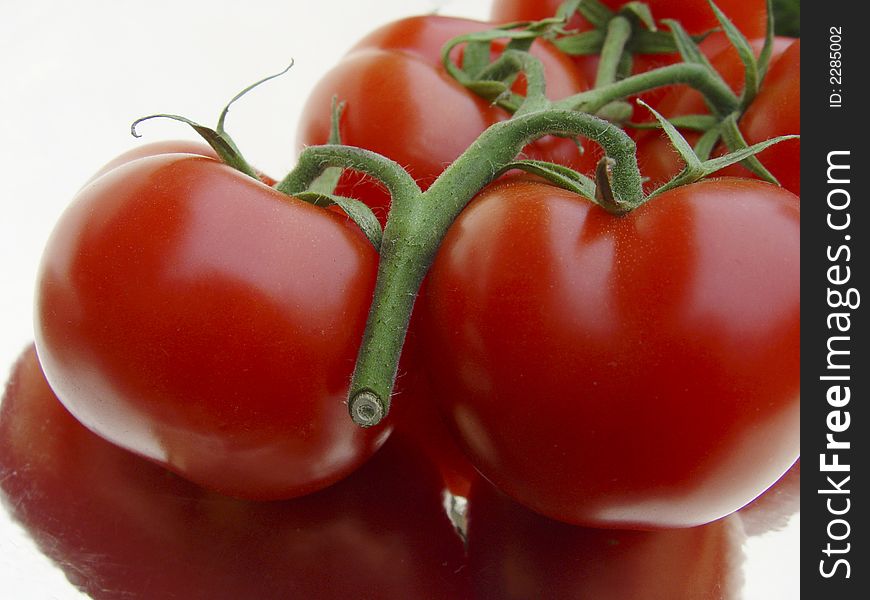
[296,15,592,223]
[466,478,745,599]
[33,148,389,500]
[637,39,800,195]
[419,176,800,528]
[391,366,478,498]
[0,346,471,599]
[491,0,767,106]
[718,39,800,194]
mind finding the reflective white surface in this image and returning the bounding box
[1,1,798,597]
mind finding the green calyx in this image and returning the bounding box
[131,67,383,250]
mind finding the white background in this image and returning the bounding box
[1,1,797,598]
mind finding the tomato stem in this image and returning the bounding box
[557,62,739,116]
[595,16,632,88]
[325,108,642,426]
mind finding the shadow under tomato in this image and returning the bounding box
[0,345,470,600]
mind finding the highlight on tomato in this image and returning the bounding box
[295,14,595,223]
[419,175,800,529]
[33,144,390,501]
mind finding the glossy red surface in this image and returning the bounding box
[34,152,387,499]
[420,176,800,528]
[296,15,593,223]
[466,478,746,599]
[0,345,470,600]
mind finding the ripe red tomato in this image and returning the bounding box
[419,176,800,529]
[637,39,800,195]
[296,15,593,223]
[0,346,471,600]
[34,148,389,500]
[391,366,478,498]
[717,39,800,194]
[466,478,745,599]
[491,0,767,105]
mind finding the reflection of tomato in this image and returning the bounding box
[296,15,592,223]
[0,346,471,600]
[420,176,800,529]
[392,367,478,498]
[637,39,800,195]
[466,478,745,599]
[491,0,767,105]
[34,148,388,500]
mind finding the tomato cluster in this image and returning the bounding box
[4,0,800,596]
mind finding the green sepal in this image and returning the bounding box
[131,63,295,182]
[644,98,799,197]
[294,192,383,250]
[553,30,606,55]
[131,113,260,180]
[706,0,759,108]
[630,28,714,54]
[307,96,347,196]
[620,2,657,31]
[462,40,493,78]
[629,114,719,131]
[718,113,779,183]
[575,0,616,28]
[661,19,717,74]
[495,159,596,200]
[556,0,585,23]
[757,0,777,82]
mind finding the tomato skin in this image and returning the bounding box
[34,152,388,500]
[296,15,592,223]
[466,479,745,599]
[719,40,800,195]
[419,176,800,528]
[0,346,471,600]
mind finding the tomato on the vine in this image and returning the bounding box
[34,147,389,500]
[419,175,800,529]
[296,15,593,223]
[637,38,800,195]
[0,346,470,600]
[491,0,768,92]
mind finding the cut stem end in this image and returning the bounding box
[349,390,386,427]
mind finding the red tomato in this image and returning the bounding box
[466,478,745,599]
[391,366,478,498]
[0,346,471,600]
[718,39,800,194]
[34,149,388,500]
[637,39,800,195]
[419,176,800,528]
[491,0,767,105]
[296,15,593,223]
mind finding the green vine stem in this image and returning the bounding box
[284,110,641,427]
[555,62,739,116]
[595,15,633,88]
